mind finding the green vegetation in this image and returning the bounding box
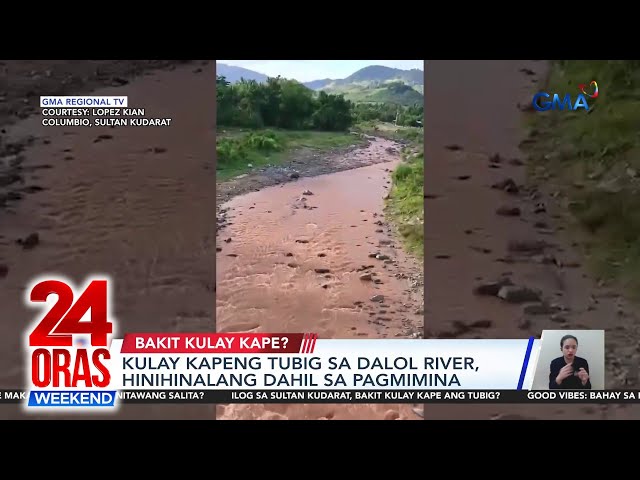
[354,121,424,144]
[217,75,353,131]
[311,64,424,105]
[216,74,424,180]
[216,128,362,181]
[322,81,424,106]
[354,103,423,128]
[523,60,640,295]
[217,74,359,179]
[354,122,424,257]
[387,144,424,257]
[216,71,424,260]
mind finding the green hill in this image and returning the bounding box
[304,65,424,106]
[321,81,423,106]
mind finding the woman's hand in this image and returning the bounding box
[556,364,574,384]
[577,368,589,386]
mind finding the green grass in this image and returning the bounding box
[523,60,640,296]
[322,83,423,106]
[217,122,424,260]
[216,128,365,181]
[386,147,424,257]
[353,121,424,257]
[354,121,424,144]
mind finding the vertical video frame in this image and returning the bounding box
[0,59,216,419]
[423,60,639,420]
[215,60,425,420]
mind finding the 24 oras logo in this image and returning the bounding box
[532,80,599,112]
[24,275,118,410]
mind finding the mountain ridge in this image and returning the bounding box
[216,62,424,105]
[310,65,423,89]
[216,63,268,83]
[217,63,422,86]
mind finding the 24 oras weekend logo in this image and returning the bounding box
[23,275,118,411]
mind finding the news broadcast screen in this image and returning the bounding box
[15,277,620,414]
[18,281,618,410]
[1,59,638,422]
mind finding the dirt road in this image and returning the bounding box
[0,60,216,419]
[423,60,640,420]
[215,138,424,420]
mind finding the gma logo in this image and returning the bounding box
[532,80,599,112]
[532,92,590,111]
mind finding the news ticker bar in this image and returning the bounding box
[1,390,639,404]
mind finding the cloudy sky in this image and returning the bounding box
[217,60,424,82]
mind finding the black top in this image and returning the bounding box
[549,356,592,389]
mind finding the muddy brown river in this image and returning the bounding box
[216,138,423,420]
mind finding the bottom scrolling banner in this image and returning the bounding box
[4,390,640,405]
[116,389,640,404]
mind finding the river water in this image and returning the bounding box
[216,139,423,420]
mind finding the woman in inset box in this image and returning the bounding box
[549,335,591,389]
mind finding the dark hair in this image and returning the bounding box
[560,335,578,348]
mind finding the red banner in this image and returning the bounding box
[119,333,318,354]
